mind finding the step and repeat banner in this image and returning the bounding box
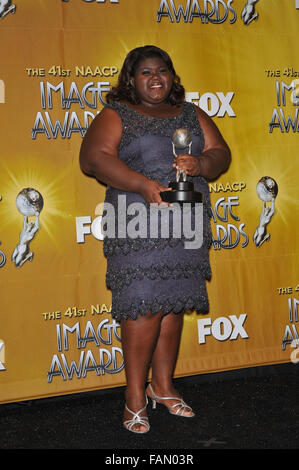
[0,0,298,404]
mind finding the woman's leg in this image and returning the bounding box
[147,312,194,416]
[150,311,183,392]
[121,311,164,431]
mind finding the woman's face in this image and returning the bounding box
[131,56,173,106]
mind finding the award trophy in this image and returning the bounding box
[253,176,278,247]
[161,128,203,204]
[12,188,44,267]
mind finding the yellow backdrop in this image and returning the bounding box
[0,0,298,403]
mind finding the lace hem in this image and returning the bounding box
[104,233,213,258]
[104,236,182,257]
[106,261,211,291]
[111,293,209,321]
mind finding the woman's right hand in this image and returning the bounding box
[138,178,172,205]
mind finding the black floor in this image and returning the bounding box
[0,363,298,457]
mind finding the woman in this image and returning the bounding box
[79,45,230,434]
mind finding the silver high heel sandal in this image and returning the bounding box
[123,397,150,434]
[146,383,195,418]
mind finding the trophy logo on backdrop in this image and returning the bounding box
[0,80,5,104]
[0,340,5,371]
[241,0,259,25]
[0,0,16,19]
[12,188,44,267]
[253,176,278,247]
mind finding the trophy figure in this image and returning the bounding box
[0,0,16,20]
[12,188,44,267]
[161,128,203,204]
[253,176,278,247]
[241,0,259,26]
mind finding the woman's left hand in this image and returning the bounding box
[173,154,201,177]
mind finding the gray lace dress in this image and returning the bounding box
[103,101,212,321]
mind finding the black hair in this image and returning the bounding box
[106,45,185,105]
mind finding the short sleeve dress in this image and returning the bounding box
[103,101,212,321]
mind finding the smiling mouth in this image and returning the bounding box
[150,84,163,89]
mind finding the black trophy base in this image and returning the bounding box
[160,181,203,204]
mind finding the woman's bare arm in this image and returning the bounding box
[79,107,170,203]
[174,105,231,180]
